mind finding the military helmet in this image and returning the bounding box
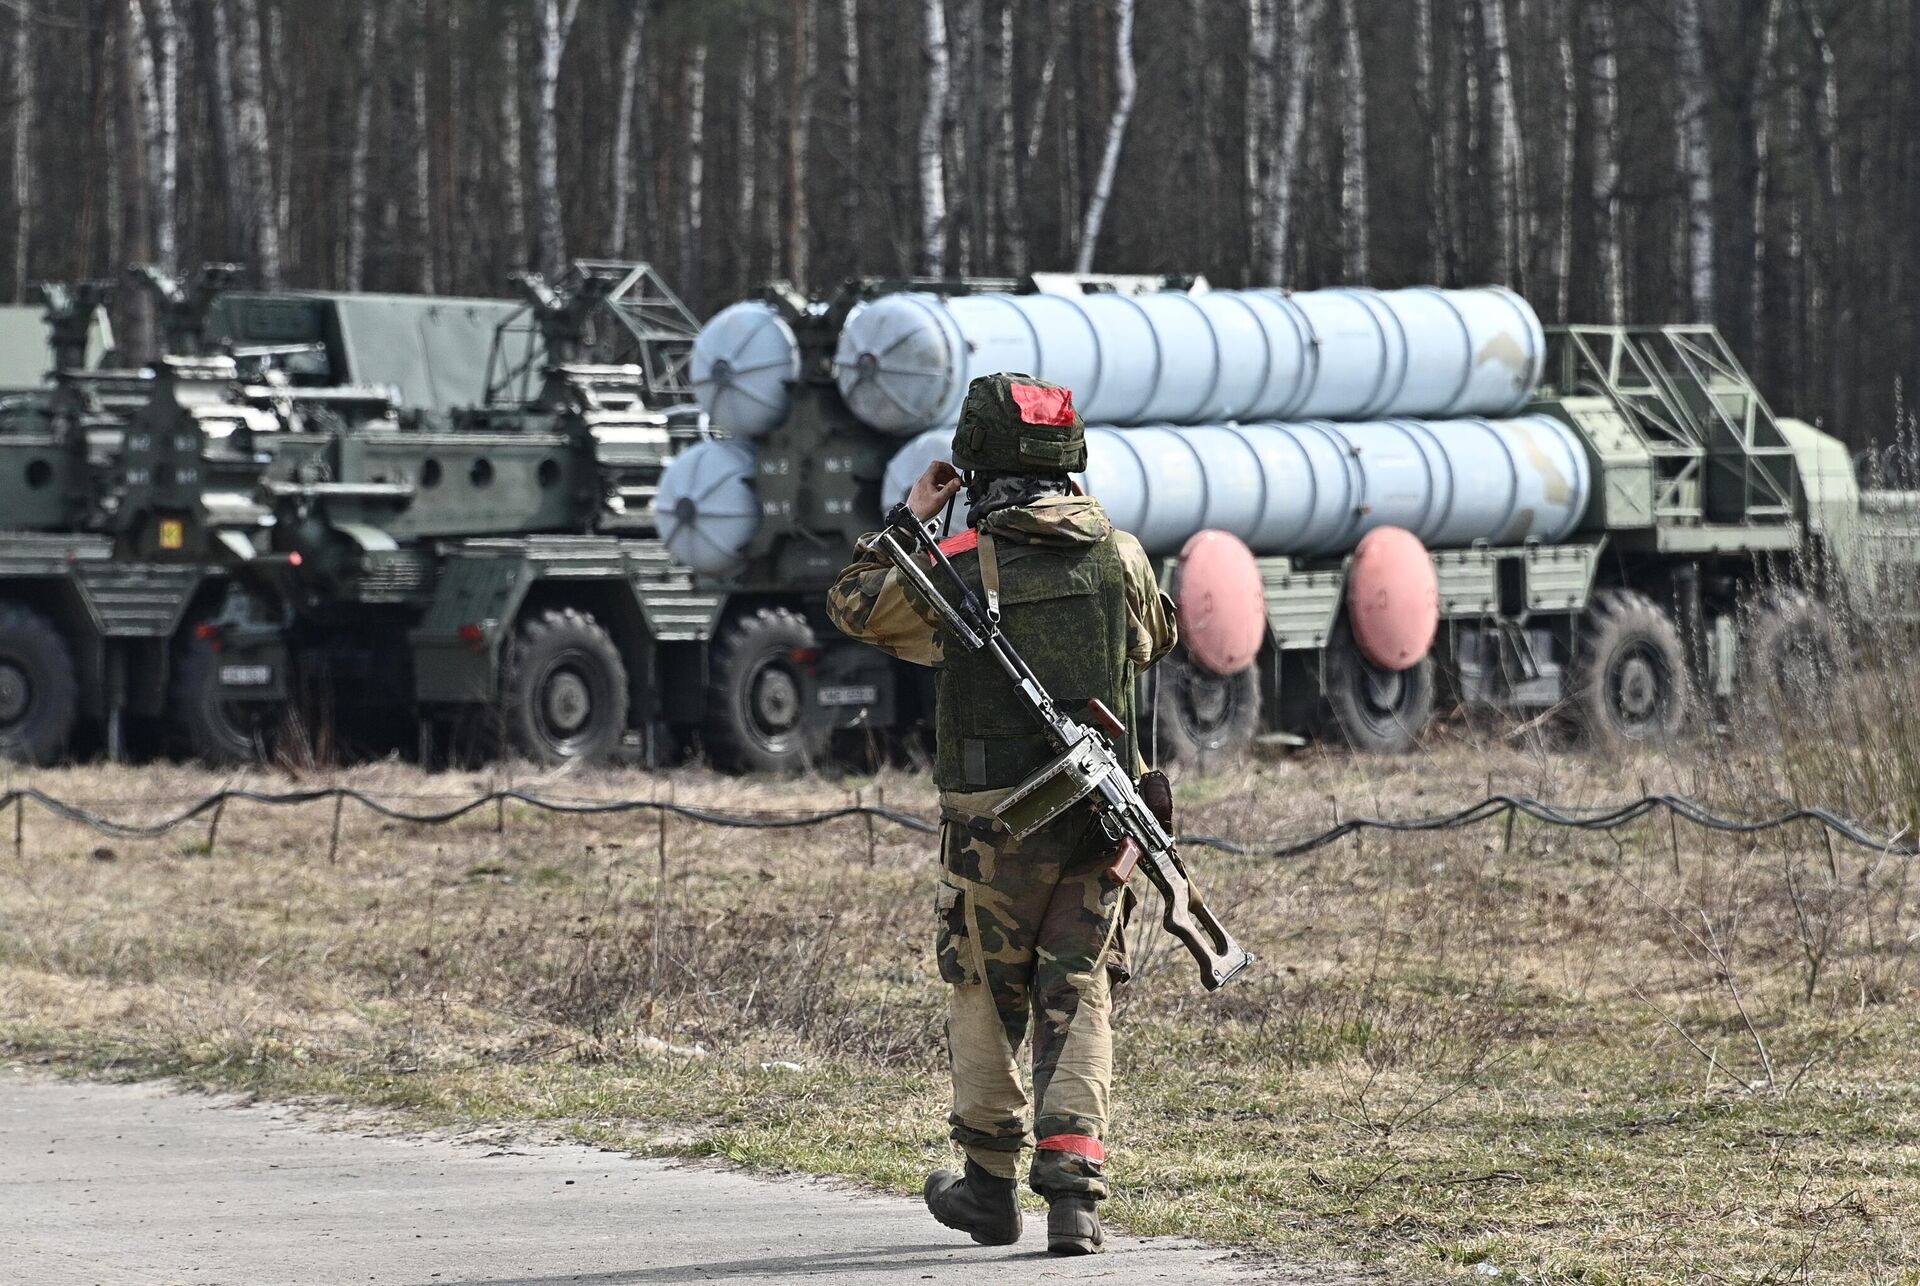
[950,372,1087,475]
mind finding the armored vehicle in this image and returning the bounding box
[654,275,1920,771]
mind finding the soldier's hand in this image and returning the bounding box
[908,461,962,520]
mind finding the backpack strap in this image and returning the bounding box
[978,529,1002,624]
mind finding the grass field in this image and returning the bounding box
[4,727,1920,1283]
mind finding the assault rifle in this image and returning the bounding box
[875,503,1255,991]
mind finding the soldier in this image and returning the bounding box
[827,373,1177,1255]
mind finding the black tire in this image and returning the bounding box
[169,631,271,766]
[0,602,78,765]
[500,607,629,767]
[1569,589,1691,749]
[1321,618,1436,754]
[1743,591,1842,722]
[705,606,829,775]
[1141,648,1259,771]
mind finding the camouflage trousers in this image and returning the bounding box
[935,787,1132,1200]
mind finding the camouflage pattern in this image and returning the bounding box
[938,786,1127,1199]
[826,489,1178,1201]
[951,372,1088,475]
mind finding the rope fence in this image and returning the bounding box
[0,784,1912,859]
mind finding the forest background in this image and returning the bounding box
[8,0,1917,448]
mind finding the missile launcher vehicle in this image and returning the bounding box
[656,274,1920,771]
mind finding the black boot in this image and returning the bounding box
[1046,1194,1103,1255]
[924,1158,1023,1245]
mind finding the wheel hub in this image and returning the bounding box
[1614,654,1660,722]
[542,670,592,736]
[751,666,801,733]
[0,662,27,725]
[1361,665,1405,717]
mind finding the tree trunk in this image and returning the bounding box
[405,0,433,290]
[344,8,378,289]
[1260,0,1324,283]
[1414,0,1443,281]
[786,0,818,287]
[1246,0,1276,275]
[230,0,277,285]
[1337,0,1367,283]
[1074,0,1135,273]
[10,10,29,298]
[736,34,760,287]
[122,0,155,356]
[994,3,1021,273]
[532,0,578,279]
[1675,0,1714,317]
[500,21,527,275]
[681,43,707,300]
[1553,5,1576,317]
[1743,0,1783,363]
[136,0,179,275]
[609,0,645,258]
[1482,0,1520,285]
[916,0,948,275]
[1588,0,1623,320]
[838,0,861,265]
[199,0,240,259]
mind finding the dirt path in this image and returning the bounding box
[0,1071,1284,1285]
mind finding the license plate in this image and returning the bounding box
[817,684,878,707]
[219,664,274,687]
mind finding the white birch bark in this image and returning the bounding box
[407,0,432,290]
[1482,0,1520,285]
[1246,0,1275,270]
[230,0,278,285]
[126,0,163,274]
[202,0,240,258]
[140,0,179,273]
[1588,0,1623,320]
[11,11,29,298]
[1748,0,1782,354]
[1675,0,1714,316]
[786,0,818,287]
[1414,0,1442,280]
[839,0,861,256]
[1023,20,1060,166]
[758,36,780,275]
[736,35,759,285]
[609,1,645,257]
[681,44,707,296]
[1074,0,1135,274]
[500,22,527,270]
[1337,0,1367,282]
[344,7,377,289]
[1261,0,1324,284]
[916,0,948,275]
[533,0,579,278]
[1554,9,1575,317]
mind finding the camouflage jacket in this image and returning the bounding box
[826,493,1177,687]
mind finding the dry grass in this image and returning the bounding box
[3,739,1920,1284]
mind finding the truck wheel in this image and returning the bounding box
[170,632,271,766]
[1322,618,1435,754]
[500,607,629,768]
[705,607,829,775]
[1744,591,1841,721]
[1571,589,1691,748]
[1141,649,1259,771]
[0,602,78,765]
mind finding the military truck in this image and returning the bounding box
[649,275,1920,773]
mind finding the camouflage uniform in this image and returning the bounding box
[827,380,1176,1202]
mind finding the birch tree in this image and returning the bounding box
[786,0,818,287]
[1588,0,1624,320]
[10,10,29,297]
[1482,0,1521,286]
[838,0,861,259]
[137,0,179,274]
[533,0,582,279]
[1413,0,1443,281]
[608,1,646,257]
[681,43,707,298]
[993,3,1020,272]
[1075,0,1137,273]
[736,34,759,286]
[1260,0,1325,283]
[1675,0,1714,316]
[344,8,378,288]
[230,0,278,285]
[916,0,948,275]
[1337,0,1367,282]
[1246,0,1276,271]
[499,21,527,272]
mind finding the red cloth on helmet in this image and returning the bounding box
[1010,382,1076,427]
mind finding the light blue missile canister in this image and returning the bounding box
[832,285,1547,435]
[688,301,801,438]
[653,439,761,576]
[884,415,1591,559]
